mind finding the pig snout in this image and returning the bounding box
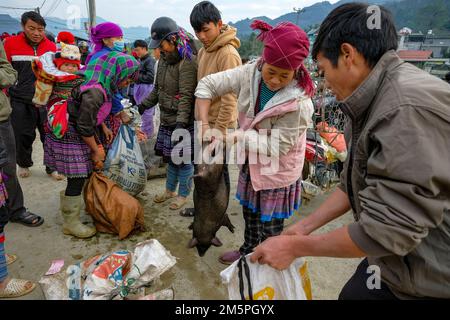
[196,244,211,257]
[188,237,224,257]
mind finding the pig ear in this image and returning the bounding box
[211,237,223,247]
[188,238,198,248]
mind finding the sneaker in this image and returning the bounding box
[218,250,241,265]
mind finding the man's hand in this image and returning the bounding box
[250,235,298,270]
[282,222,310,236]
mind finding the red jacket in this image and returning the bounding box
[3,33,56,102]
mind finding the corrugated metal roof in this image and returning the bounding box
[397,50,433,61]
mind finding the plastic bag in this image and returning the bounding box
[220,254,312,300]
[39,239,177,300]
[84,171,145,239]
[47,100,69,139]
[103,124,146,196]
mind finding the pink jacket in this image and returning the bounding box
[196,61,314,191]
[239,99,307,191]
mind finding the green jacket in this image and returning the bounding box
[140,50,197,127]
[0,41,17,122]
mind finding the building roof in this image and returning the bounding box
[397,50,433,61]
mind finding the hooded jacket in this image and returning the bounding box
[197,24,242,133]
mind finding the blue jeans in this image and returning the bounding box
[166,161,194,198]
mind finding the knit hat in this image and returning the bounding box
[54,42,81,69]
[251,20,315,97]
[56,31,75,45]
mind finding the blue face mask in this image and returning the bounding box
[112,40,125,52]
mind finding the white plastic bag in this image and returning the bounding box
[104,124,146,196]
[39,239,177,300]
[220,254,312,300]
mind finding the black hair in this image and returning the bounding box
[190,1,222,33]
[21,11,46,28]
[45,31,55,42]
[312,2,398,68]
[134,39,148,49]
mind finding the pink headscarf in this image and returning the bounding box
[251,20,315,97]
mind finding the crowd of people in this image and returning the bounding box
[0,1,449,300]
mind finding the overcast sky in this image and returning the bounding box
[1,0,340,33]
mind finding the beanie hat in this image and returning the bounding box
[54,42,81,69]
[250,20,315,97]
[56,31,76,45]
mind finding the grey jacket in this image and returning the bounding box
[0,41,17,122]
[340,50,450,299]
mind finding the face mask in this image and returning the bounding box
[112,40,125,52]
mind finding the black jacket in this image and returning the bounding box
[136,54,156,85]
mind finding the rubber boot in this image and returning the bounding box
[60,191,96,238]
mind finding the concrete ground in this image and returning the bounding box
[4,140,361,300]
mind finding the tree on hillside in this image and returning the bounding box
[415,0,450,31]
[238,32,264,59]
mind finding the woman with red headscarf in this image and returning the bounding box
[195,20,315,264]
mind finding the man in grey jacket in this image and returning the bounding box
[250,3,450,300]
[0,41,44,228]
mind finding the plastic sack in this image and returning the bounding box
[39,239,177,300]
[220,254,312,300]
[103,124,146,196]
[316,121,346,153]
[84,171,145,239]
[47,100,69,139]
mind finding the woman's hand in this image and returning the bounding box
[91,145,105,170]
[119,111,131,124]
[102,124,113,145]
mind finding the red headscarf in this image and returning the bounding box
[251,20,315,97]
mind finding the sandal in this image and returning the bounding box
[6,254,17,266]
[169,197,187,210]
[218,250,242,265]
[0,278,36,298]
[49,171,65,181]
[10,211,44,227]
[179,207,195,217]
[18,167,31,178]
[154,191,177,204]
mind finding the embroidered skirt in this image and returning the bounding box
[236,163,301,222]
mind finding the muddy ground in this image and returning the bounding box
[4,141,361,300]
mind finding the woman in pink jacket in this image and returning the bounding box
[195,20,315,264]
